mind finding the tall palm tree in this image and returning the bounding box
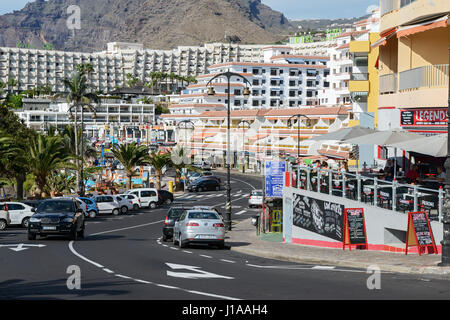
[59,65,100,194]
[112,142,150,190]
[148,151,171,190]
[169,146,198,191]
[28,134,71,198]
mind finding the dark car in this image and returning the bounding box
[20,200,44,209]
[158,190,174,205]
[28,199,85,241]
[202,175,221,184]
[188,177,221,192]
[162,207,191,241]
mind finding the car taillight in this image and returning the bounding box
[249,195,252,199]
[164,216,169,225]
[138,199,141,203]
[85,205,88,211]
[186,222,199,227]
[213,223,225,228]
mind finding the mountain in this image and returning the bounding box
[0,0,294,52]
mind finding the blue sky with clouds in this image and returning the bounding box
[0,0,379,19]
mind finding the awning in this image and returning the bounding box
[397,15,448,38]
[371,28,397,49]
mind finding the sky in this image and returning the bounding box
[0,0,379,19]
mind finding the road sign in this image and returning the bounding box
[166,263,234,280]
[265,161,286,198]
[0,244,46,252]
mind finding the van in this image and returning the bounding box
[126,188,159,209]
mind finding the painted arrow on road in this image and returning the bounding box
[0,244,46,252]
[166,263,234,280]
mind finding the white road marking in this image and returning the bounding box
[235,210,246,215]
[115,274,132,279]
[170,247,179,250]
[103,268,114,274]
[69,242,104,268]
[312,266,336,270]
[166,263,234,280]
[156,284,180,290]
[199,254,212,259]
[231,177,257,190]
[89,220,164,236]
[220,259,236,264]
[183,250,193,254]
[135,279,152,284]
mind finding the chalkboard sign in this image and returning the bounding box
[292,194,344,241]
[343,208,368,250]
[401,111,414,126]
[405,211,437,255]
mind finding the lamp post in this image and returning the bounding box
[207,72,251,231]
[177,120,195,151]
[69,104,98,197]
[238,120,251,174]
[440,45,450,266]
[287,114,311,160]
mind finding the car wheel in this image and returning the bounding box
[121,206,128,214]
[198,187,203,192]
[179,234,186,248]
[133,204,139,211]
[162,234,167,242]
[88,210,97,218]
[77,223,85,238]
[112,209,120,216]
[0,219,7,231]
[149,202,157,209]
[165,198,173,205]
[28,233,36,240]
[217,241,225,249]
[173,232,179,245]
[21,217,30,228]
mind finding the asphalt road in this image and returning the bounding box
[1,172,449,302]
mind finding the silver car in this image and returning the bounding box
[173,210,225,249]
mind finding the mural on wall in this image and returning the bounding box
[292,194,344,241]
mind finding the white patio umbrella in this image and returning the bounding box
[344,130,424,178]
[305,126,378,142]
[389,133,447,158]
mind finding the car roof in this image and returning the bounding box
[185,209,219,215]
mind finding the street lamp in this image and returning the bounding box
[207,72,251,231]
[177,120,195,152]
[238,120,251,174]
[287,114,311,160]
[440,45,450,266]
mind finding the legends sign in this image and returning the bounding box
[292,194,344,241]
[401,109,447,127]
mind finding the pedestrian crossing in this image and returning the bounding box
[174,190,249,201]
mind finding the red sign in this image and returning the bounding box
[401,108,448,126]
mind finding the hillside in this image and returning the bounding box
[0,0,294,52]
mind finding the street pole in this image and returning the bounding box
[440,44,450,266]
[80,106,85,197]
[238,120,250,174]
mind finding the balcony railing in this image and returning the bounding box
[351,73,369,81]
[399,64,449,91]
[380,73,398,94]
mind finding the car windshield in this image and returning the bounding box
[188,211,220,220]
[168,208,186,218]
[252,191,263,196]
[37,201,74,213]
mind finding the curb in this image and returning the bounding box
[229,246,450,277]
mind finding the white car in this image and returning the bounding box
[0,202,31,228]
[92,195,121,215]
[0,204,11,230]
[112,195,133,214]
[248,190,264,208]
[119,194,140,211]
[126,188,159,209]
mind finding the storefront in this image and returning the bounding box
[400,107,448,136]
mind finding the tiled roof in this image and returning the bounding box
[186,83,245,89]
[208,62,327,69]
[196,72,253,79]
[270,55,330,61]
[263,106,350,117]
[168,103,224,109]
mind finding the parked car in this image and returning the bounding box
[78,197,99,218]
[0,204,11,230]
[173,209,225,249]
[158,190,174,205]
[125,188,159,209]
[162,207,190,241]
[92,195,121,215]
[248,190,264,208]
[0,202,34,228]
[201,175,221,184]
[118,194,140,211]
[201,171,213,177]
[28,198,85,240]
[201,161,212,171]
[20,200,44,209]
[188,177,221,192]
[112,195,133,214]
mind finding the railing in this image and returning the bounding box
[351,73,369,81]
[379,73,398,94]
[400,0,417,8]
[290,166,444,222]
[399,64,449,91]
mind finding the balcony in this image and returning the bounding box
[379,64,449,108]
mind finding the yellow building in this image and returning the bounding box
[377,0,450,135]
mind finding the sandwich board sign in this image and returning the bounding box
[343,208,368,251]
[405,211,437,255]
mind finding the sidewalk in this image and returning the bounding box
[227,218,450,278]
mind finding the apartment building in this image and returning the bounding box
[16,98,155,142]
[378,0,450,135]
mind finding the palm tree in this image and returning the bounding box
[46,171,76,197]
[112,142,150,190]
[28,134,71,198]
[59,65,100,194]
[169,146,198,191]
[7,78,18,94]
[148,151,171,190]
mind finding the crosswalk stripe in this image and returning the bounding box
[235,210,246,215]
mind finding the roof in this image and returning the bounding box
[263,46,292,50]
[263,106,350,117]
[186,83,245,89]
[270,55,330,61]
[208,62,327,70]
[168,103,224,109]
[198,109,270,118]
[336,43,350,50]
[196,72,253,79]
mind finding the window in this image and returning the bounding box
[104,196,114,202]
[141,191,156,197]
[7,204,25,211]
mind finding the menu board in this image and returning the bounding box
[292,194,344,241]
[400,111,414,126]
[406,211,437,255]
[343,208,367,249]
